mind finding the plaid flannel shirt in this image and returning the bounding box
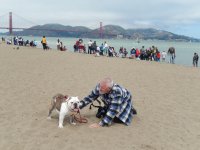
[79,83,134,126]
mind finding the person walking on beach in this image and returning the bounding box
[41,36,47,50]
[193,52,199,67]
[168,47,176,64]
[79,77,137,128]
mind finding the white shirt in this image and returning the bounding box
[161,51,167,58]
[88,41,92,46]
[96,46,100,52]
[104,43,108,48]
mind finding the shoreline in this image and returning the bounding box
[1,42,198,69]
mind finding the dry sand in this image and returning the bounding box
[0,43,200,150]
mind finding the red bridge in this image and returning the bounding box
[0,12,104,38]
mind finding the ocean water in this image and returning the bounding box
[4,36,200,67]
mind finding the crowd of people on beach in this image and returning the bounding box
[72,38,200,67]
[1,36,199,67]
[4,36,38,47]
[73,38,174,63]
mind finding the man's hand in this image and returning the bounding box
[89,123,101,128]
[78,101,84,109]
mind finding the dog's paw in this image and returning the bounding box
[58,125,64,128]
[47,116,52,120]
[71,122,76,125]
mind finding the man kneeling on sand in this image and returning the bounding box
[79,77,137,128]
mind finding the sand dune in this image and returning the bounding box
[0,43,200,150]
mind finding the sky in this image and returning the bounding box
[1,0,200,38]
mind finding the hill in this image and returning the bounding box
[8,24,200,42]
[13,24,92,37]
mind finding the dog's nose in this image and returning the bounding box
[74,103,78,108]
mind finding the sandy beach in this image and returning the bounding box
[0,43,200,150]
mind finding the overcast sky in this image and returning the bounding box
[1,0,200,38]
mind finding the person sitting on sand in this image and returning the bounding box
[123,48,128,58]
[130,47,136,59]
[79,77,137,128]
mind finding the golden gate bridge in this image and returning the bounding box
[0,12,106,38]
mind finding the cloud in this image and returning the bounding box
[1,0,200,38]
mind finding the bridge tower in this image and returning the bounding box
[9,12,13,35]
[99,22,103,39]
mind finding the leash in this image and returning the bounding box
[70,98,104,123]
[72,109,88,123]
[89,98,102,109]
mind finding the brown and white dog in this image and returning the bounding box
[47,93,80,128]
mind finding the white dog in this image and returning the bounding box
[47,93,80,128]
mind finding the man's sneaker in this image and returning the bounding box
[132,107,137,115]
